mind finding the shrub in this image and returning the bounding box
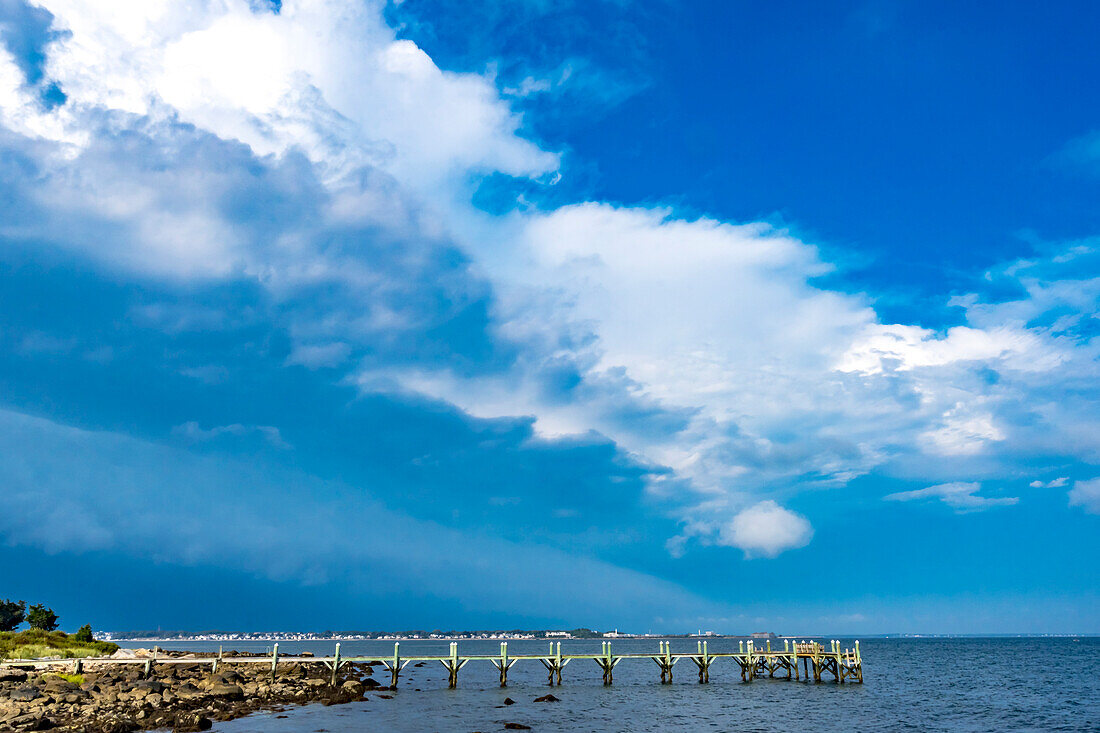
[0,629,118,660]
[26,604,59,632]
[74,624,94,643]
[0,599,26,632]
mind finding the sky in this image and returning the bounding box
[0,0,1096,635]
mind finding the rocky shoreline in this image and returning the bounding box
[0,649,387,732]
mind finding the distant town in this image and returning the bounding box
[98,629,1095,642]
[101,628,784,642]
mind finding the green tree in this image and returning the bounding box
[0,599,26,632]
[74,624,94,643]
[26,604,59,632]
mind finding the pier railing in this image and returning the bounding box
[0,639,863,687]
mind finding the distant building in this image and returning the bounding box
[544,631,571,638]
[750,631,777,639]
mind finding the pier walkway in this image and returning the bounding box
[1,639,863,688]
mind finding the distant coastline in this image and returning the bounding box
[101,630,1097,642]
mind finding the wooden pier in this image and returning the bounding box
[1,639,863,688]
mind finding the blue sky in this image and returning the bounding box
[0,0,1096,635]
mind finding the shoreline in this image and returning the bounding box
[0,649,384,732]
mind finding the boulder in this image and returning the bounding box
[206,683,243,699]
[340,680,364,696]
[534,693,561,702]
[174,684,205,701]
[198,674,230,691]
[134,680,166,694]
[9,687,41,702]
[9,713,56,730]
[0,669,28,683]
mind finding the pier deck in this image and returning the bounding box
[1,639,863,688]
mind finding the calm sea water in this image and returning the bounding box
[122,637,1100,732]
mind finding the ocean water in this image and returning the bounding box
[124,637,1100,732]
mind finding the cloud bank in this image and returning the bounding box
[0,0,1096,610]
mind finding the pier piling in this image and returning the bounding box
[382,642,411,689]
[690,640,712,683]
[329,643,341,687]
[653,641,677,683]
[491,642,518,686]
[595,641,619,685]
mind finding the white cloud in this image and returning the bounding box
[718,501,813,558]
[285,341,351,369]
[836,323,1060,376]
[919,402,1005,456]
[172,421,290,449]
[885,482,1018,512]
[392,201,1098,549]
[1068,478,1100,514]
[399,203,881,491]
[37,0,557,189]
[1030,477,1069,489]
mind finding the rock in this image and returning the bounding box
[206,683,243,699]
[340,680,364,696]
[504,724,532,730]
[134,680,166,693]
[0,669,28,682]
[304,678,327,688]
[361,677,382,688]
[175,683,205,700]
[198,674,229,690]
[9,687,41,702]
[534,693,560,702]
[11,714,56,730]
[173,712,213,732]
[503,697,516,705]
